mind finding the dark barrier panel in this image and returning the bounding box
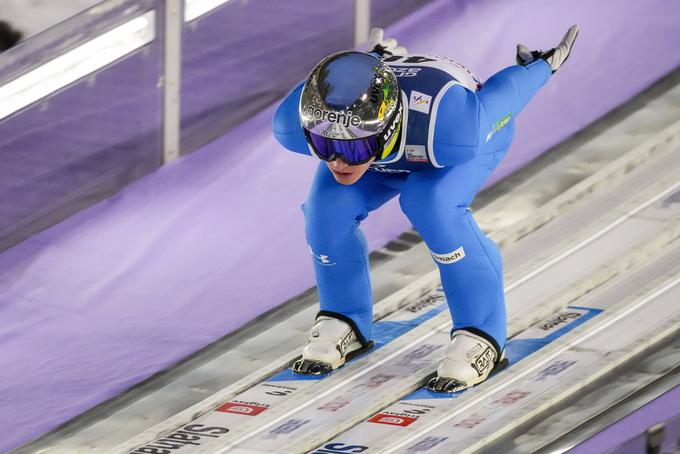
[179,0,356,154]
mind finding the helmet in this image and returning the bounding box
[299,51,402,165]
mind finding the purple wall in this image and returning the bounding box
[0,0,679,451]
[569,385,680,454]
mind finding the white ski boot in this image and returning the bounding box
[292,314,373,375]
[428,329,506,393]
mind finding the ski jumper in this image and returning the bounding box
[273,55,552,353]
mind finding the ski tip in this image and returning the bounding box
[427,376,469,394]
[497,357,510,371]
[426,355,511,393]
[291,358,335,376]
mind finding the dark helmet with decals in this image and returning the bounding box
[299,51,402,165]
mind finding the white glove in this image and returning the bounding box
[517,25,579,73]
[368,27,408,58]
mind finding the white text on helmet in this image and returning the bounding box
[382,105,402,142]
[305,106,362,128]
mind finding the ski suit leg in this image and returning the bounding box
[400,123,515,352]
[303,163,401,342]
[399,60,550,351]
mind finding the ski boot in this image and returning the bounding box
[428,329,507,393]
[292,313,373,375]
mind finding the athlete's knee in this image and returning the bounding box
[398,190,420,219]
[399,185,433,216]
[303,193,365,244]
[304,206,350,249]
[399,189,464,227]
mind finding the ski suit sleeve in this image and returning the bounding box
[272,80,312,156]
[432,59,552,167]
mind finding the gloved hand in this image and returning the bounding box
[368,27,408,58]
[516,25,579,74]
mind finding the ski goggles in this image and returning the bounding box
[304,130,382,165]
[304,105,403,165]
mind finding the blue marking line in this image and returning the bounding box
[405,306,602,400]
[268,304,448,382]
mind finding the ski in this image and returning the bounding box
[237,305,602,453]
[319,276,680,454]
[125,289,448,454]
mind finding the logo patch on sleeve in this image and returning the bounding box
[431,246,466,264]
[405,145,428,162]
[308,245,336,266]
[409,90,432,114]
[486,113,512,142]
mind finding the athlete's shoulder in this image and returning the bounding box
[435,84,481,145]
[431,83,482,166]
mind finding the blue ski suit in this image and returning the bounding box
[273,54,552,354]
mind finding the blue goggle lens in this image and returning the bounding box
[306,131,380,165]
